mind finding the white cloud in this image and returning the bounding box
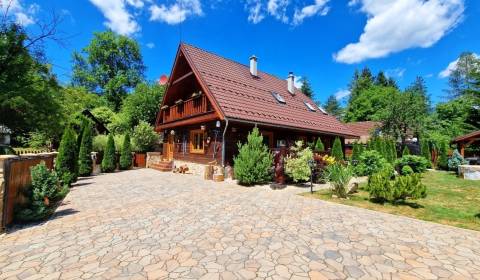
[335,0,464,64]
[89,0,140,36]
[334,89,351,100]
[146,42,155,49]
[294,75,302,88]
[386,68,405,78]
[439,53,479,78]
[292,0,329,25]
[0,0,39,26]
[126,0,144,8]
[149,0,202,25]
[267,0,289,23]
[246,0,265,24]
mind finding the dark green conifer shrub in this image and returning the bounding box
[119,134,132,170]
[101,134,116,172]
[331,137,344,161]
[437,141,449,170]
[78,122,93,176]
[402,146,410,156]
[314,137,325,152]
[55,126,78,186]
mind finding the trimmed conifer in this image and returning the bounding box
[351,142,361,162]
[421,140,432,162]
[56,126,78,186]
[438,141,449,170]
[332,137,344,161]
[101,134,116,172]
[119,134,132,170]
[78,122,93,176]
[314,137,325,152]
[390,140,397,162]
[402,145,410,156]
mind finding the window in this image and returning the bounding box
[304,101,316,112]
[272,92,286,104]
[190,129,205,154]
[317,105,328,115]
[260,131,274,148]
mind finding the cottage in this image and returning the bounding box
[154,43,357,171]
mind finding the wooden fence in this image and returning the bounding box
[0,153,56,230]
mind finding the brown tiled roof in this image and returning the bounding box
[344,121,382,138]
[181,43,357,137]
[452,130,480,143]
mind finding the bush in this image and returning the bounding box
[351,142,363,162]
[324,163,353,198]
[119,134,132,170]
[16,162,69,222]
[420,140,431,162]
[234,128,273,185]
[92,135,108,152]
[332,137,344,161]
[55,126,78,186]
[101,134,116,172]
[354,150,387,176]
[402,146,410,156]
[285,141,313,182]
[132,121,159,152]
[395,155,430,173]
[448,149,467,173]
[314,138,325,152]
[437,141,449,170]
[78,122,93,176]
[367,171,426,203]
[401,165,414,175]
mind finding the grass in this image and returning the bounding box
[303,170,480,231]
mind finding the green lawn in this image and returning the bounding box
[303,170,480,231]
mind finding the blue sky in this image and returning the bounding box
[3,0,480,105]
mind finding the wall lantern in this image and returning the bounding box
[216,120,221,128]
[170,130,175,135]
[200,125,206,131]
[0,125,12,145]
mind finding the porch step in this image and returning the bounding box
[150,161,174,172]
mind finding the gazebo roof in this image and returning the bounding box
[452,130,480,143]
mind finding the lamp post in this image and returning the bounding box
[308,159,315,194]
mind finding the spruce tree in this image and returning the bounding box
[119,134,132,170]
[402,145,410,156]
[78,122,93,176]
[101,134,116,172]
[56,126,78,186]
[314,137,325,152]
[332,137,344,161]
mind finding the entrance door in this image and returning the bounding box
[167,134,174,160]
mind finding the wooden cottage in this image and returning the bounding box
[154,43,357,169]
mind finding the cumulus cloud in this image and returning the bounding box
[89,0,141,36]
[334,89,351,100]
[245,0,330,25]
[0,0,39,26]
[439,53,479,78]
[149,0,202,25]
[335,0,464,64]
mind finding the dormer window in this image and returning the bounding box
[304,101,316,112]
[272,92,286,104]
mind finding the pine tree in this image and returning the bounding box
[234,128,273,185]
[324,95,343,117]
[56,126,78,186]
[300,77,314,99]
[78,122,93,176]
[332,137,344,161]
[421,140,432,162]
[402,145,410,156]
[314,137,325,152]
[119,134,132,170]
[101,134,116,172]
[375,71,389,87]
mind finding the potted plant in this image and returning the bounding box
[132,121,159,168]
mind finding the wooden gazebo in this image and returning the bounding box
[452,130,480,157]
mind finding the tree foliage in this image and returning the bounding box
[300,77,314,98]
[234,128,273,185]
[324,95,343,117]
[72,31,145,111]
[132,121,158,152]
[121,82,165,127]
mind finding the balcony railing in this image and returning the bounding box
[162,95,211,123]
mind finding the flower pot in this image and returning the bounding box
[134,153,147,168]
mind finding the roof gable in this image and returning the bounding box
[178,43,356,137]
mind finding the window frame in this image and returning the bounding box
[189,129,206,154]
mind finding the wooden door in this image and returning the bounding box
[167,134,174,160]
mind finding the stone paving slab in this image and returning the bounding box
[1,168,480,279]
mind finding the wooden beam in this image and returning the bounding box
[156,112,218,131]
[171,71,193,86]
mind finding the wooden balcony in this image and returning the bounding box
[161,95,212,123]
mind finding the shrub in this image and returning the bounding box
[55,126,78,186]
[437,141,449,170]
[132,121,159,152]
[78,122,93,176]
[351,142,362,162]
[92,135,108,152]
[234,128,273,185]
[355,150,387,176]
[314,138,325,152]
[119,134,132,170]
[448,149,467,173]
[402,146,410,156]
[395,155,430,173]
[16,162,69,222]
[401,165,414,175]
[101,134,116,172]
[332,137,344,161]
[420,140,431,162]
[285,141,313,182]
[324,163,353,198]
[367,171,426,203]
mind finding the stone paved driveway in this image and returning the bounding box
[1,169,480,280]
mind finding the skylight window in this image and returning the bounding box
[317,105,328,115]
[304,101,316,112]
[272,92,286,104]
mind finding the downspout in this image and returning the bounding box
[221,118,229,167]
